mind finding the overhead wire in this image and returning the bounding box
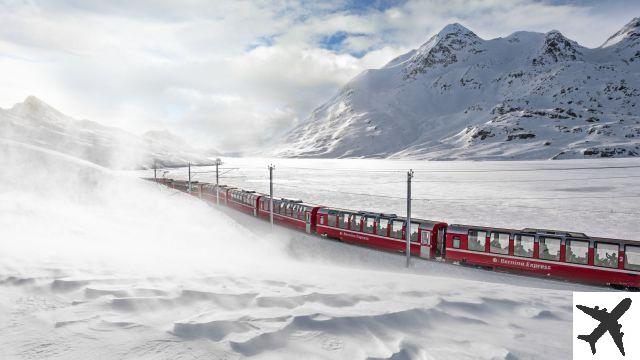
[229,164,640,173]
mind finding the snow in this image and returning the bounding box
[273,19,640,160]
[0,140,614,359]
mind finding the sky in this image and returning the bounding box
[0,0,639,151]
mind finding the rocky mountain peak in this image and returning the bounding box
[532,30,582,66]
[9,96,67,123]
[403,23,483,79]
[436,23,476,37]
[602,17,640,48]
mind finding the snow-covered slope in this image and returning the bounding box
[0,96,210,169]
[275,19,640,160]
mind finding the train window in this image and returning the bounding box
[514,235,534,258]
[467,230,487,252]
[338,213,349,229]
[378,218,389,236]
[410,223,420,243]
[566,239,589,264]
[490,232,510,255]
[363,217,375,234]
[351,215,362,231]
[539,237,561,261]
[390,220,404,239]
[625,245,640,271]
[594,242,618,268]
[327,212,337,227]
[453,236,461,249]
[299,208,306,220]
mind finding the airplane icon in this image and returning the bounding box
[576,297,632,356]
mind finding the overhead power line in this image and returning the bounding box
[274,182,640,202]
[233,164,640,174]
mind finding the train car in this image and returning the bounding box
[201,183,218,204]
[257,197,320,234]
[445,225,640,288]
[315,208,448,259]
[168,179,190,192]
[227,189,263,216]
[164,179,202,195]
[201,184,234,205]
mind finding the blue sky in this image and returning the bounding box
[0,0,638,149]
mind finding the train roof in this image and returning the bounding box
[449,224,638,243]
[317,207,445,225]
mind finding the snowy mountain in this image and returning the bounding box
[0,96,210,169]
[275,19,640,160]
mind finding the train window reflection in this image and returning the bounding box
[377,218,389,236]
[539,237,561,261]
[351,215,362,231]
[339,213,350,229]
[390,220,404,239]
[453,236,461,249]
[468,230,487,252]
[595,242,618,268]
[490,233,510,255]
[625,245,640,271]
[410,223,420,243]
[327,211,337,227]
[566,239,589,264]
[364,217,375,234]
[514,235,534,258]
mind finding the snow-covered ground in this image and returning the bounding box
[0,141,633,359]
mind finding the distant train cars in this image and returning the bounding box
[316,209,447,258]
[151,178,640,289]
[257,197,320,233]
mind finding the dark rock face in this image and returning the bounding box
[533,31,582,66]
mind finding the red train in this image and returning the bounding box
[153,178,640,290]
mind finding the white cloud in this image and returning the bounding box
[0,0,638,151]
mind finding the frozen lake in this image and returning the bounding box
[155,157,640,239]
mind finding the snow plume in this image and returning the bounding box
[0,139,289,277]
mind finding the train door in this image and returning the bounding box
[305,211,311,233]
[420,230,431,258]
[436,227,446,258]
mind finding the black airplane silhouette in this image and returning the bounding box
[576,298,632,356]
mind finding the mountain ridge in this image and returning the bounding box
[274,18,640,160]
[0,96,211,169]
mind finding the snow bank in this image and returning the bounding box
[0,139,288,277]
